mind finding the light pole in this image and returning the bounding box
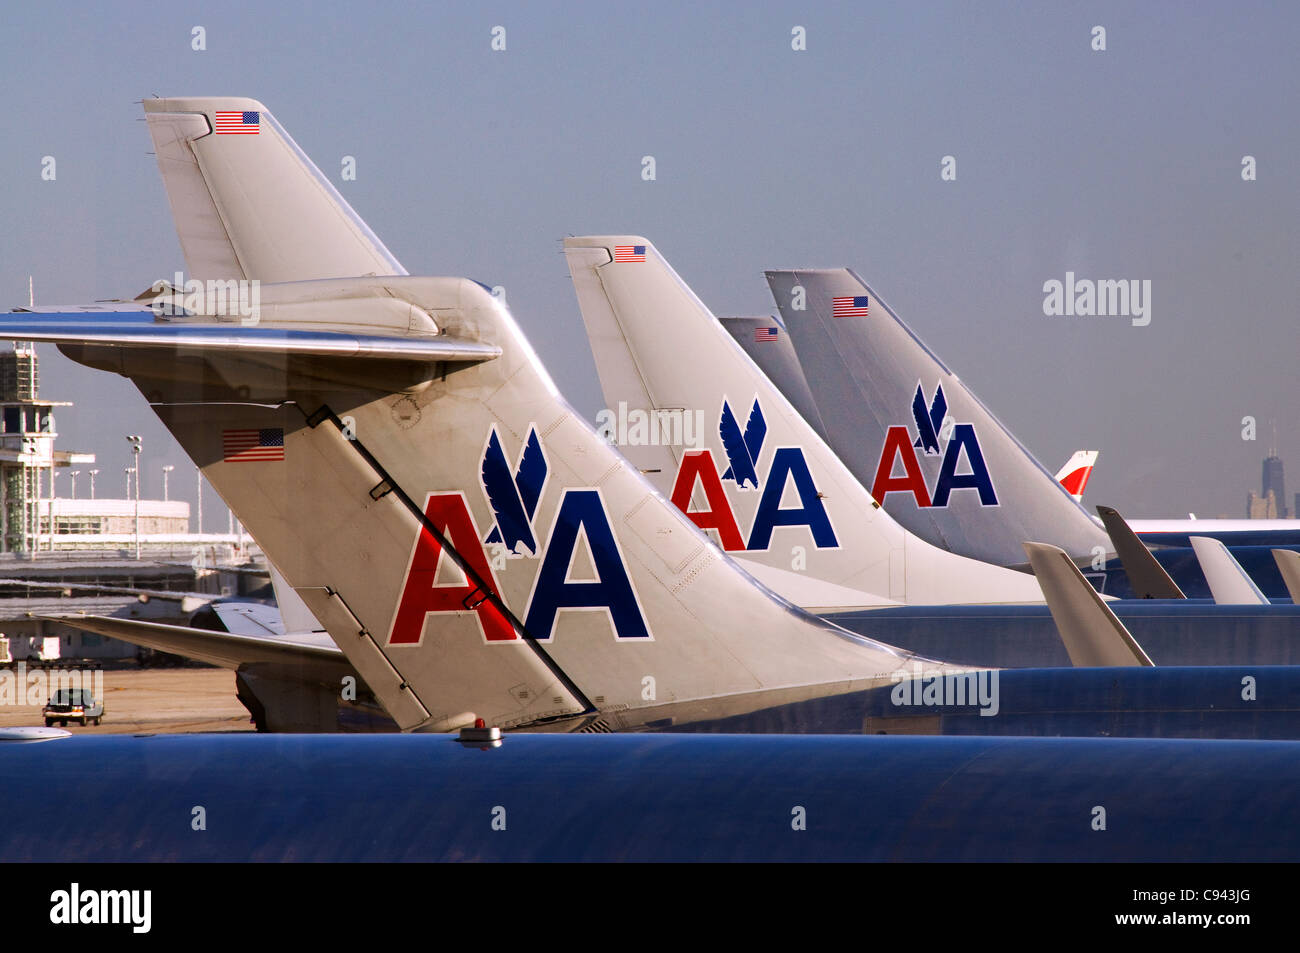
[162,465,174,502]
[195,466,203,535]
[69,470,79,500]
[127,435,142,560]
[48,470,56,550]
[88,469,98,500]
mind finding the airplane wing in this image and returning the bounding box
[0,311,500,363]
[42,614,345,670]
[0,577,215,614]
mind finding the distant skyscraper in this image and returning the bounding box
[1247,490,1278,519]
[1263,453,1288,519]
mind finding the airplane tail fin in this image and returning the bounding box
[1272,549,1300,603]
[1023,543,1153,666]
[763,269,1113,568]
[1055,450,1099,501]
[142,97,405,282]
[1190,537,1270,605]
[718,316,829,442]
[5,106,965,731]
[564,236,1047,608]
[14,275,941,731]
[1096,505,1186,600]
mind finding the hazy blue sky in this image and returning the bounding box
[1,1,1296,520]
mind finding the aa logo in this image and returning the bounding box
[670,397,837,551]
[387,425,650,645]
[871,382,998,508]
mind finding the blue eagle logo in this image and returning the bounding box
[911,382,947,456]
[719,398,767,489]
[481,426,548,556]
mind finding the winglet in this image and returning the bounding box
[1096,505,1185,599]
[1272,549,1300,603]
[1190,536,1269,605]
[1023,542,1154,667]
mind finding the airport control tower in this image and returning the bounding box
[0,342,95,552]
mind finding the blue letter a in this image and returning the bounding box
[525,489,651,640]
[747,448,838,549]
[932,424,998,506]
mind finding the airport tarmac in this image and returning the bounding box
[0,667,253,734]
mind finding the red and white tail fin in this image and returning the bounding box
[1055,451,1099,502]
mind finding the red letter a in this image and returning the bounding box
[870,426,932,507]
[388,492,516,644]
[669,450,746,550]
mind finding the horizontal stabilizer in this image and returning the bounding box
[42,614,345,670]
[1023,542,1154,667]
[1272,549,1300,603]
[0,311,499,363]
[1190,536,1269,605]
[1096,505,1185,599]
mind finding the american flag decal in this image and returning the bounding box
[215,111,260,135]
[614,244,646,262]
[223,428,284,462]
[753,326,780,343]
[832,295,870,318]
